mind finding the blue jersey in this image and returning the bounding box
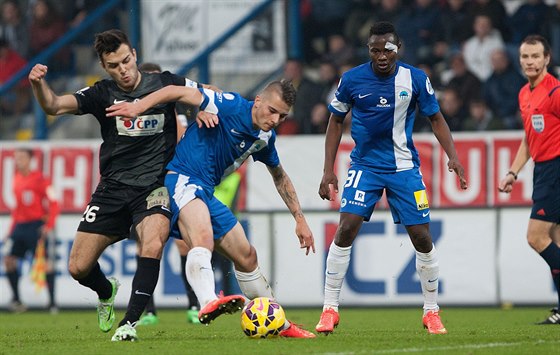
[167,89,280,188]
[329,61,439,172]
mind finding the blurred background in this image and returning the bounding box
[0,0,557,309]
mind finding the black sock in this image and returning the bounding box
[7,270,20,302]
[46,272,56,307]
[119,257,160,326]
[77,262,112,299]
[540,242,560,307]
[136,255,156,315]
[181,255,199,309]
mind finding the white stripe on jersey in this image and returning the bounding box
[202,88,219,114]
[330,97,351,115]
[393,67,414,171]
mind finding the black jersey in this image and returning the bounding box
[74,71,195,187]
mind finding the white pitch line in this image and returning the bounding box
[320,339,560,354]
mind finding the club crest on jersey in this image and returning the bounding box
[531,114,544,133]
[376,96,390,108]
[398,90,410,100]
[414,189,429,210]
[116,114,165,136]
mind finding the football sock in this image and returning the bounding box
[46,272,55,307]
[186,247,216,308]
[539,242,560,306]
[415,244,440,313]
[181,255,199,309]
[234,266,274,300]
[7,270,20,302]
[77,262,112,300]
[119,257,160,326]
[323,242,352,312]
[136,255,156,315]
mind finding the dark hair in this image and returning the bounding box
[521,35,551,57]
[263,80,296,107]
[138,62,162,73]
[94,29,132,63]
[369,21,400,44]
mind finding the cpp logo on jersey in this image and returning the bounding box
[116,114,165,136]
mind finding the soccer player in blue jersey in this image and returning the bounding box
[107,80,317,338]
[314,22,468,335]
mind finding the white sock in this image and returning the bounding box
[186,247,216,308]
[234,266,274,300]
[415,244,440,314]
[323,242,352,312]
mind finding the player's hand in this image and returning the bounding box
[28,64,48,84]
[498,174,515,193]
[106,102,141,121]
[295,218,315,255]
[196,111,219,128]
[448,158,467,190]
[319,171,339,201]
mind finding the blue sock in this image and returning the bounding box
[539,242,560,308]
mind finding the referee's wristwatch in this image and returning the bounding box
[506,170,518,180]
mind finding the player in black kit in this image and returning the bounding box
[28,29,215,341]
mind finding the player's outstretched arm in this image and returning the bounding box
[267,164,315,255]
[498,136,530,193]
[428,111,468,190]
[319,114,345,201]
[106,85,204,119]
[28,64,78,115]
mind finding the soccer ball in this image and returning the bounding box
[240,297,286,338]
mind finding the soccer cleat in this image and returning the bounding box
[137,312,159,326]
[198,292,245,325]
[423,310,448,334]
[536,308,560,325]
[8,300,27,314]
[279,322,316,338]
[97,277,120,332]
[111,322,138,342]
[315,308,339,334]
[187,308,201,324]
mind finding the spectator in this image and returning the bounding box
[509,0,548,46]
[483,49,525,129]
[311,60,340,134]
[397,0,443,65]
[467,0,511,43]
[440,0,472,50]
[439,87,467,131]
[321,34,355,68]
[541,0,560,67]
[0,37,30,116]
[0,0,28,58]
[463,98,504,131]
[443,52,482,115]
[281,58,323,134]
[462,14,505,81]
[28,0,70,73]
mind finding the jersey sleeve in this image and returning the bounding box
[74,83,106,117]
[328,76,352,116]
[548,86,560,118]
[415,70,440,117]
[200,89,241,116]
[252,134,280,168]
[161,71,199,88]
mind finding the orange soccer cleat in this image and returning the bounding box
[422,310,448,334]
[279,322,316,338]
[315,308,339,335]
[198,292,245,325]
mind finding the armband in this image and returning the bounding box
[506,171,517,180]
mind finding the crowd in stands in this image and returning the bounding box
[2,0,560,138]
[290,0,560,134]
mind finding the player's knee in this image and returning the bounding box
[526,232,548,252]
[140,237,165,259]
[4,255,16,270]
[335,221,360,246]
[68,259,88,279]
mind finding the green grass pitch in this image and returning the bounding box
[0,307,558,354]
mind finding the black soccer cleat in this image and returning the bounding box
[536,308,560,325]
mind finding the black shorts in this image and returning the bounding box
[7,220,49,258]
[531,156,560,223]
[77,180,172,238]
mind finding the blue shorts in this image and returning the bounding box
[530,156,560,223]
[165,173,237,240]
[340,165,430,226]
[7,220,49,258]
